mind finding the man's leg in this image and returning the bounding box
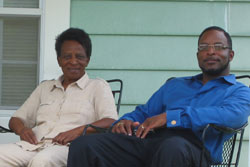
[148,136,210,167]
[28,144,68,167]
[68,133,147,167]
[0,143,36,167]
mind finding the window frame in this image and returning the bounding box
[0,0,70,116]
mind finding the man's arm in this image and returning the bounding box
[118,82,167,124]
[166,86,250,131]
[113,79,250,139]
[112,82,168,137]
[112,113,167,138]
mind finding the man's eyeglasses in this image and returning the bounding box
[198,43,231,51]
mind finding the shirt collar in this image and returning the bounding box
[221,74,236,85]
[189,73,236,85]
[50,77,64,92]
[51,73,89,91]
[75,73,89,90]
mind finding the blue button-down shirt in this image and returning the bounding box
[119,74,250,163]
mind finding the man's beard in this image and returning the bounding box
[200,60,230,76]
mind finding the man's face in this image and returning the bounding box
[197,30,234,76]
[57,40,90,83]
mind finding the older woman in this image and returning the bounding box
[0,28,118,166]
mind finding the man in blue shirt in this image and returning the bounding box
[67,26,250,167]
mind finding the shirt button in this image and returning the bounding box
[171,120,176,125]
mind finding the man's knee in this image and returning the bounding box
[152,137,190,164]
[159,136,189,155]
[151,136,201,167]
[70,135,96,153]
[68,135,109,167]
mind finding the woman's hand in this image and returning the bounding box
[19,127,38,145]
[9,117,38,145]
[52,126,84,145]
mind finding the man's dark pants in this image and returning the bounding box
[67,128,211,167]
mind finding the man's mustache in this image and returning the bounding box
[204,58,220,62]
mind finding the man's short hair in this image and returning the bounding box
[198,26,232,49]
[55,28,92,58]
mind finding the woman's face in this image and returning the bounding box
[57,40,90,83]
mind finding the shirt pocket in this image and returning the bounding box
[36,99,56,121]
[39,101,54,107]
[62,99,95,119]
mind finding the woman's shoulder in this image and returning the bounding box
[88,77,109,86]
[37,79,57,89]
[40,79,56,84]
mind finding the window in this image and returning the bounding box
[1,0,39,8]
[0,0,40,109]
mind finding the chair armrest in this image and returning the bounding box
[199,122,248,166]
[0,125,13,133]
[201,123,248,144]
[209,123,248,133]
[82,124,110,136]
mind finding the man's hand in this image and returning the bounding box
[19,127,38,145]
[52,126,84,145]
[136,112,166,139]
[112,120,140,136]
